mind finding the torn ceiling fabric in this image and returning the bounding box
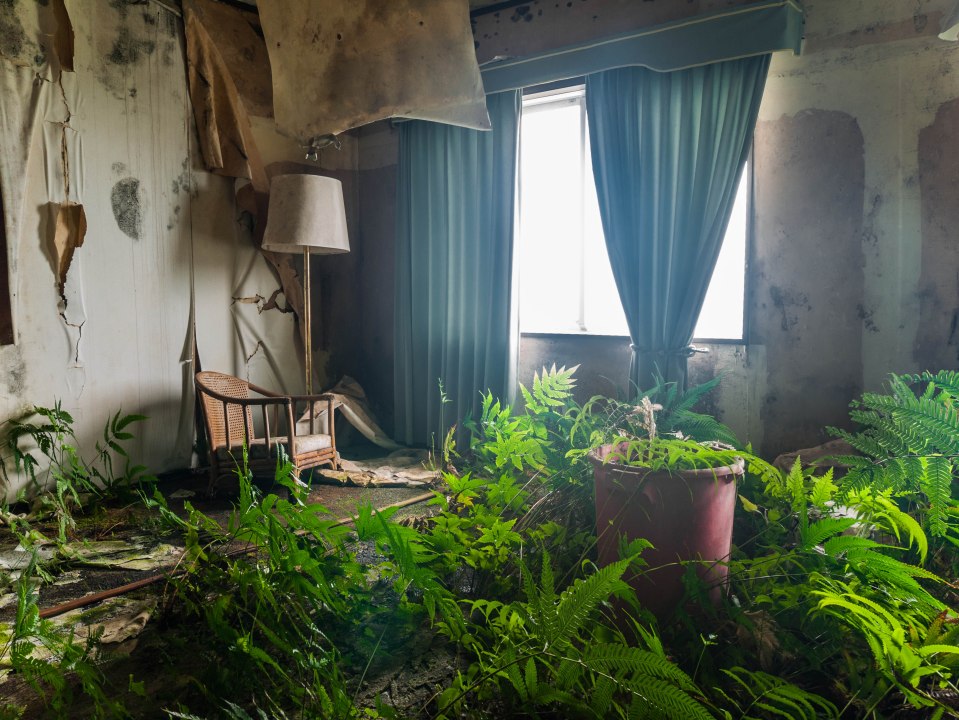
[182,0,273,118]
[183,0,268,186]
[256,0,491,142]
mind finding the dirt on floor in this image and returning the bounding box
[0,455,442,717]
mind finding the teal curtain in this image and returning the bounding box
[394,91,521,447]
[585,55,770,391]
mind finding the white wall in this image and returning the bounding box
[0,0,242,500]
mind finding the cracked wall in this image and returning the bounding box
[0,0,238,501]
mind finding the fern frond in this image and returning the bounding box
[717,667,839,719]
[582,643,698,692]
[548,558,631,647]
[800,518,857,551]
[822,534,883,558]
[919,456,953,537]
[624,676,714,720]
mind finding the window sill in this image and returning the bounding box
[520,332,746,346]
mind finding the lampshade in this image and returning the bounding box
[261,174,350,254]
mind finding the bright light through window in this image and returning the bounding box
[517,86,748,341]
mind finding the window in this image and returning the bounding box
[516,86,748,341]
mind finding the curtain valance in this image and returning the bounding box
[480,0,802,94]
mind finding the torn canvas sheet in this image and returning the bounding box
[315,448,439,488]
[257,0,490,141]
[297,376,401,450]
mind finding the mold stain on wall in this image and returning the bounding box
[915,96,959,370]
[111,177,142,240]
[0,0,27,61]
[751,109,866,457]
[96,0,158,98]
[107,25,155,65]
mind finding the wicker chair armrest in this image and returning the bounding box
[198,385,292,409]
[247,382,284,398]
[286,393,337,404]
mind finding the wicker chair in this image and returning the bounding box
[195,371,340,495]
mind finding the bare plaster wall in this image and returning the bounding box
[747,0,959,456]
[356,0,959,457]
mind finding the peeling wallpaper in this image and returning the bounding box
[0,0,201,501]
[0,0,312,501]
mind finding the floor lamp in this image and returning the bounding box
[261,174,350,394]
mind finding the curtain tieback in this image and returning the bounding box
[629,344,696,358]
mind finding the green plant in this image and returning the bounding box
[1,554,129,718]
[10,368,959,718]
[1,402,152,545]
[831,370,959,540]
[719,458,959,716]
[143,456,365,717]
[573,372,742,449]
[435,551,716,720]
[712,667,838,719]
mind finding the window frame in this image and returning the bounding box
[516,81,752,346]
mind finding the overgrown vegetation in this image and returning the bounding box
[4,369,959,718]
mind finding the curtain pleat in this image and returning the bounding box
[585,55,770,392]
[394,91,521,447]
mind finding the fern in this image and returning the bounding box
[831,372,959,538]
[714,667,838,719]
[631,373,741,447]
[438,552,715,720]
[799,517,857,551]
[522,364,578,415]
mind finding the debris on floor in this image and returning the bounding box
[315,449,440,488]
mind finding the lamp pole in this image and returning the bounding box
[303,248,313,394]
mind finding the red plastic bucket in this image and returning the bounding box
[590,443,744,619]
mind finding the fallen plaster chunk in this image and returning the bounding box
[0,597,159,676]
[55,596,158,645]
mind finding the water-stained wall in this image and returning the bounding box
[0,0,324,501]
[356,0,959,457]
[0,0,211,503]
[745,0,959,456]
